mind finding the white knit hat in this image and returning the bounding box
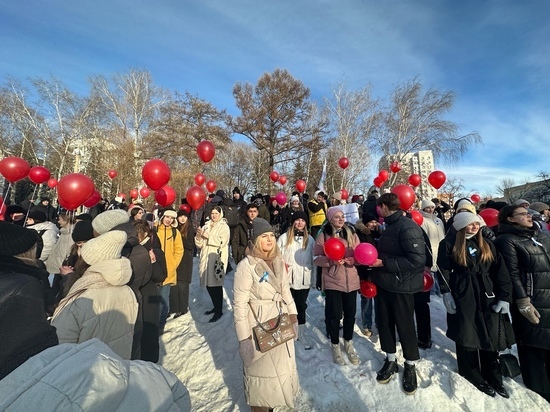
[514,199,530,206]
[92,210,130,235]
[81,230,127,265]
[420,199,436,210]
[453,213,484,231]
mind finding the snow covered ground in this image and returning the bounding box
[159,258,548,411]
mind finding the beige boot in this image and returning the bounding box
[344,339,360,365]
[331,343,345,365]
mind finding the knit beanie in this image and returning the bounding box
[72,221,95,242]
[92,209,129,235]
[420,199,436,210]
[233,187,241,195]
[81,230,127,265]
[0,221,37,256]
[453,212,483,231]
[514,199,530,206]
[326,206,343,222]
[251,218,273,243]
[456,202,476,215]
[362,212,379,224]
[530,202,550,213]
[27,210,47,223]
[290,195,300,204]
[332,191,342,201]
[177,208,190,218]
[75,213,93,222]
[291,210,308,224]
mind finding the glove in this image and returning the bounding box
[492,300,510,314]
[442,292,457,314]
[238,337,255,368]
[516,297,541,324]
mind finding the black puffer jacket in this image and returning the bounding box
[494,223,550,349]
[372,211,425,294]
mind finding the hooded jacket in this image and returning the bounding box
[156,223,184,286]
[195,218,230,287]
[277,232,315,290]
[51,258,138,359]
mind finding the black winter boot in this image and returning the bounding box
[403,362,418,395]
[376,358,398,383]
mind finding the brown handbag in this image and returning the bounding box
[250,303,296,353]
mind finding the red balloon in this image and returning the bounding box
[390,161,401,173]
[479,208,499,227]
[139,187,151,198]
[130,189,139,199]
[423,270,434,292]
[279,175,287,185]
[338,157,349,169]
[408,174,422,187]
[83,190,101,208]
[142,159,171,190]
[360,280,377,298]
[471,194,481,203]
[47,178,58,189]
[270,171,279,183]
[324,237,346,260]
[57,173,95,211]
[354,243,378,266]
[410,210,424,225]
[186,186,206,210]
[378,170,389,182]
[179,204,191,213]
[0,156,30,183]
[155,185,176,207]
[197,140,216,163]
[295,179,306,193]
[108,169,117,179]
[205,180,217,193]
[275,192,287,206]
[194,173,206,186]
[373,176,383,188]
[391,184,416,211]
[340,189,349,201]
[428,170,446,189]
[28,166,51,184]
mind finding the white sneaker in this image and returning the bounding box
[344,340,360,365]
[331,343,345,365]
[298,324,312,350]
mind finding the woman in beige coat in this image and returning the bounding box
[233,218,299,411]
[195,206,230,322]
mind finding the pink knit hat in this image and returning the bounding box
[326,207,343,222]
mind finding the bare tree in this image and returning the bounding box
[495,178,516,203]
[374,77,482,187]
[230,68,328,170]
[440,176,466,208]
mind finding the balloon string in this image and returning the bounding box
[23,185,39,227]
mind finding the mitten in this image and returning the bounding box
[492,300,510,314]
[238,337,255,368]
[516,297,541,324]
[442,292,457,314]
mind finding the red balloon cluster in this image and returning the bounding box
[391,184,416,211]
[295,179,306,193]
[408,174,422,187]
[324,238,346,260]
[0,156,30,183]
[354,243,378,266]
[410,210,424,225]
[471,194,481,203]
[378,170,389,182]
[373,176,383,188]
[28,166,51,185]
[338,157,349,170]
[108,169,117,179]
[83,190,101,208]
[390,161,401,173]
[479,208,499,227]
[197,140,216,163]
[186,186,206,210]
[155,185,176,207]
[428,170,446,189]
[270,171,279,183]
[142,159,171,191]
[57,173,95,211]
[360,280,377,298]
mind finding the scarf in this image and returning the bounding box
[52,270,111,317]
[249,245,276,272]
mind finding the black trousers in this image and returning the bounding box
[414,292,431,344]
[376,288,420,361]
[170,282,190,314]
[517,343,550,402]
[325,289,357,344]
[291,288,310,325]
[206,286,223,316]
[456,344,502,386]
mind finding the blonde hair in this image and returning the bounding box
[284,224,309,250]
[452,229,493,267]
[252,233,280,259]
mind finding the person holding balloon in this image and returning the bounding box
[369,193,426,395]
[437,212,514,398]
[313,207,361,365]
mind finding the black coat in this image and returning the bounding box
[176,225,196,284]
[438,234,514,350]
[232,218,254,264]
[494,223,550,349]
[372,211,426,294]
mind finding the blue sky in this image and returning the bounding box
[1,0,549,196]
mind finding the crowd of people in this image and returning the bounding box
[1,188,550,410]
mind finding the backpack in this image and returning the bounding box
[223,205,240,228]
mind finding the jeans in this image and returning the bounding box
[361,295,374,329]
[158,284,171,330]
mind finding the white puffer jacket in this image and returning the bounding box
[0,339,191,411]
[277,232,314,290]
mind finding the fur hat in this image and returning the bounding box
[72,221,95,242]
[529,202,550,213]
[27,210,47,223]
[453,212,484,231]
[251,218,273,243]
[514,199,530,206]
[81,230,127,265]
[0,221,37,256]
[92,209,129,235]
[420,199,436,210]
[159,208,178,227]
[291,211,308,224]
[326,206,343,222]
